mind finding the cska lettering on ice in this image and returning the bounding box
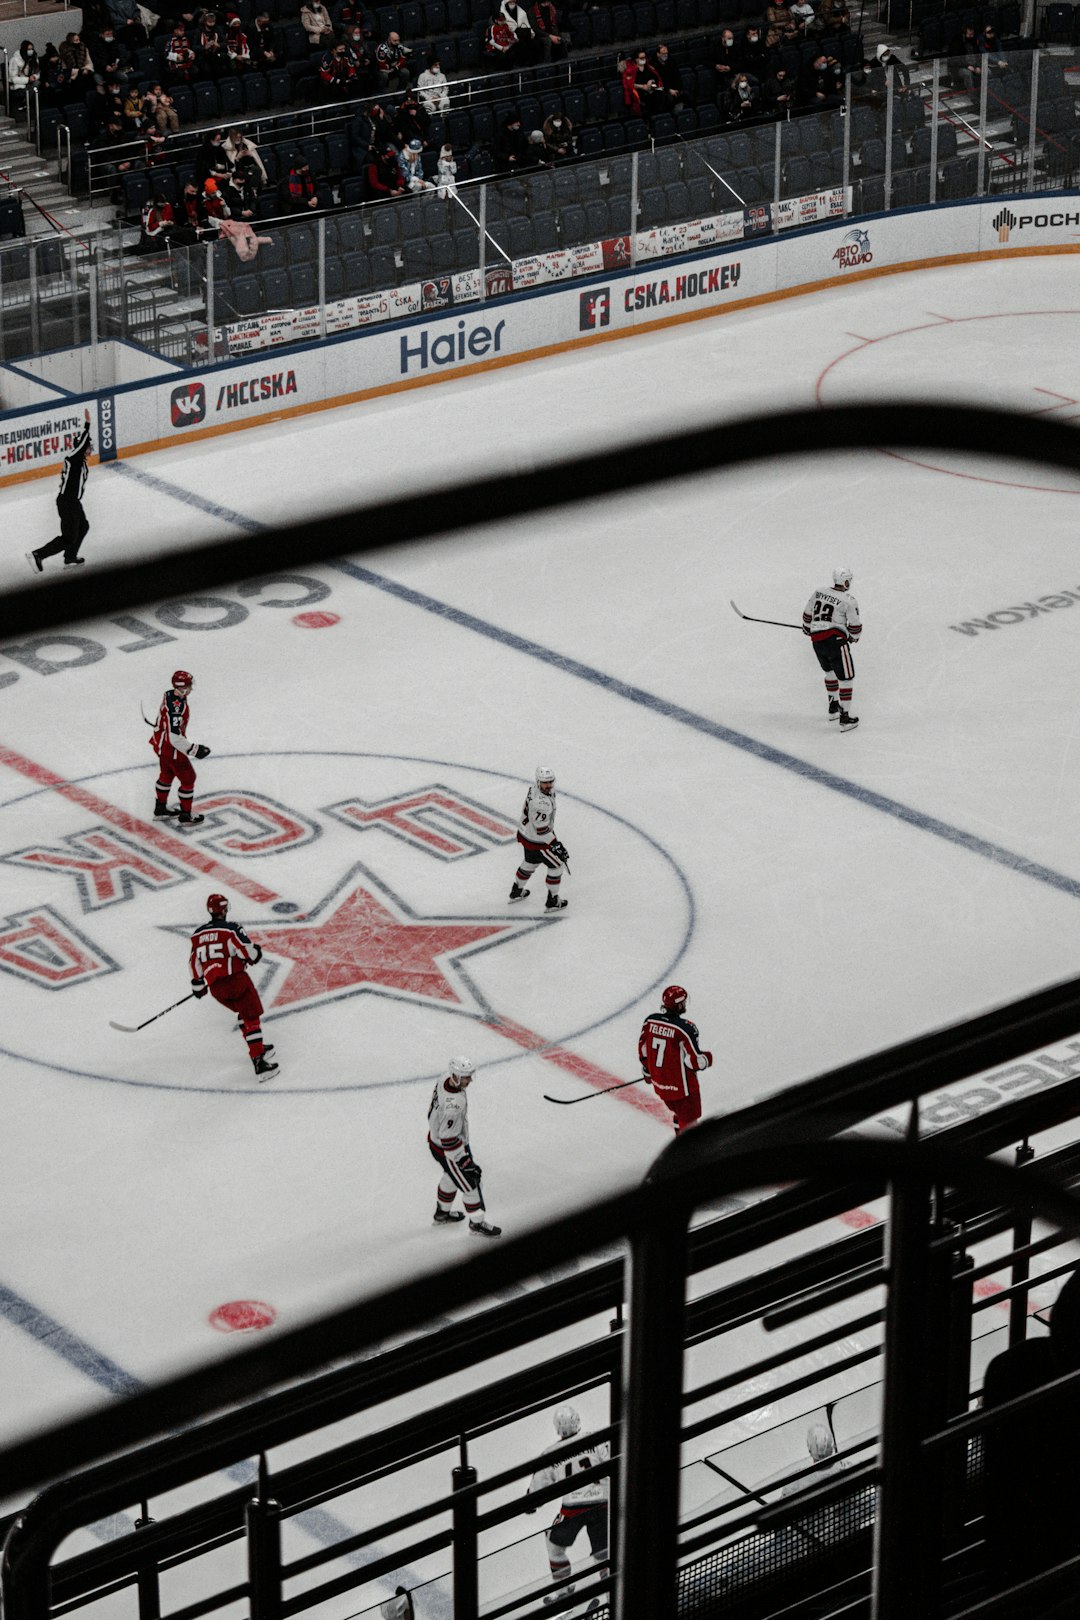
[623,264,740,312]
[214,370,298,411]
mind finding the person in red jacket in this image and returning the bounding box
[286,159,319,210]
[638,984,713,1134]
[189,893,279,1079]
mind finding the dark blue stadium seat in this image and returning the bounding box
[343,249,371,289]
[230,274,262,315]
[560,202,588,241]
[261,267,291,305]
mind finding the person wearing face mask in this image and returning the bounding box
[739,24,768,76]
[714,27,740,92]
[621,47,663,118]
[542,110,575,159]
[653,42,684,104]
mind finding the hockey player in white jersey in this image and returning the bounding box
[427,1056,501,1237]
[802,567,861,731]
[509,767,569,912]
[527,1406,610,1605]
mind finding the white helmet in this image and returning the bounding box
[553,1405,581,1438]
[535,766,555,789]
[833,566,853,590]
[448,1055,475,1079]
[806,1422,836,1462]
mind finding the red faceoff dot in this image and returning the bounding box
[292,611,340,629]
[209,1300,277,1333]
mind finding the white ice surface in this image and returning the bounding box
[2,255,1080,1612]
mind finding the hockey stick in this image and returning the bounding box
[543,1076,646,1105]
[109,991,197,1033]
[141,704,154,726]
[729,599,803,631]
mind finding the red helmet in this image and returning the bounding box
[172,669,194,692]
[206,893,229,917]
[661,984,687,1013]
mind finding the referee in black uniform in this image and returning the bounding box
[28,408,92,571]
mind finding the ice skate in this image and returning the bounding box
[839,709,859,732]
[509,883,529,902]
[177,811,205,825]
[828,698,840,721]
[543,1586,574,1606]
[545,893,568,912]
[26,551,43,573]
[469,1218,502,1237]
[253,1055,279,1081]
[63,557,85,566]
[153,802,181,818]
[433,1207,466,1224]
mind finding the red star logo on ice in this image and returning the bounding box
[244,869,522,1015]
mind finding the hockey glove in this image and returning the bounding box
[248,943,263,965]
[701,1051,713,1067]
[191,978,208,999]
[460,1155,483,1190]
[549,839,570,869]
[193,744,212,759]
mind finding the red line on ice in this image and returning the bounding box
[0,741,280,904]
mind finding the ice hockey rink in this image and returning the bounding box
[2,251,1080,1613]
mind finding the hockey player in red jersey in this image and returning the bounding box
[638,984,713,1134]
[150,669,211,824]
[189,893,279,1079]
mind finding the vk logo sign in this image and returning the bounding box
[170,383,206,428]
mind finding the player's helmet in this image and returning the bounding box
[172,669,194,692]
[206,893,229,917]
[448,1055,475,1078]
[553,1405,581,1438]
[832,566,853,590]
[661,984,688,1013]
[535,766,555,788]
[806,1422,836,1462]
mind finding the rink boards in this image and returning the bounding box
[0,192,1078,488]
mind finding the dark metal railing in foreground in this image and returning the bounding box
[5,403,1080,1619]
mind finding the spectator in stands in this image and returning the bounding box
[393,89,431,148]
[320,40,359,96]
[529,0,566,61]
[343,25,375,88]
[622,49,664,118]
[86,75,120,137]
[90,116,134,185]
[496,110,530,169]
[350,101,391,163]
[765,2,799,48]
[287,157,320,210]
[230,152,263,213]
[764,62,796,113]
[194,11,229,78]
[739,24,768,77]
[653,43,685,105]
[713,28,740,96]
[800,50,842,106]
[436,141,458,196]
[143,125,170,166]
[224,127,267,183]
[375,30,413,89]
[976,24,1009,76]
[542,110,575,159]
[397,136,433,191]
[40,46,76,108]
[945,22,979,89]
[216,161,251,218]
[500,0,538,64]
[727,69,761,120]
[196,129,231,184]
[226,16,253,73]
[860,42,911,102]
[251,10,282,68]
[135,191,176,253]
[91,23,132,77]
[301,0,335,46]
[145,83,180,133]
[789,0,817,35]
[177,177,212,239]
[59,31,95,81]
[417,56,450,112]
[816,0,850,34]
[165,24,197,86]
[201,174,230,222]
[333,0,367,30]
[8,41,40,109]
[366,140,407,197]
[105,0,148,47]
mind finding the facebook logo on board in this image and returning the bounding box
[579,289,610,330]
